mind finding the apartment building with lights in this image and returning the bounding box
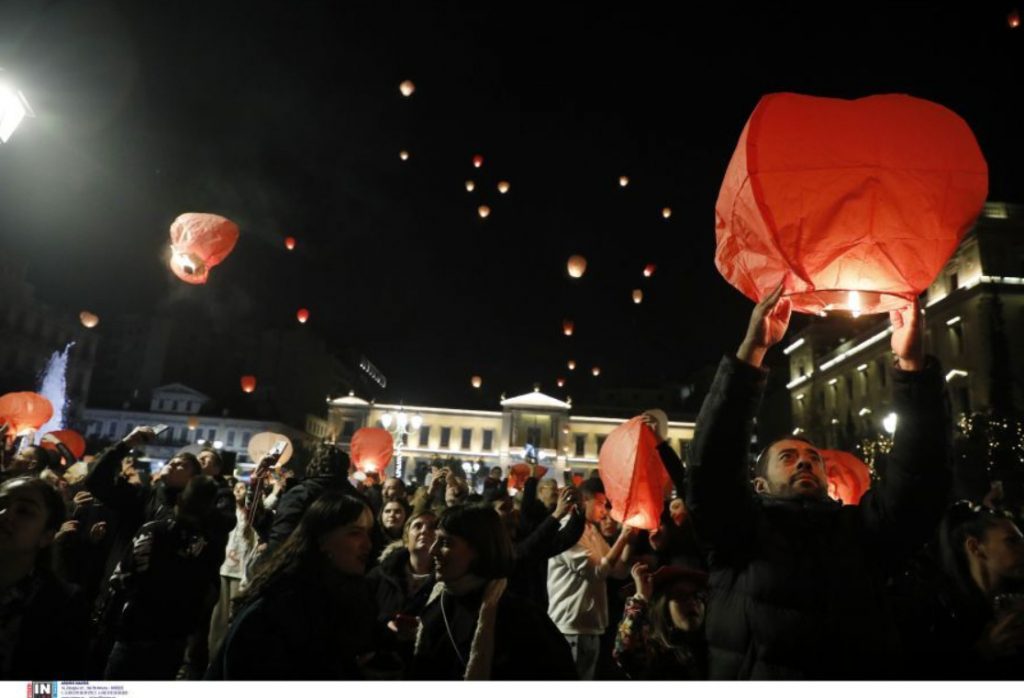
[784,202,1024,448]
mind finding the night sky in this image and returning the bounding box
[0,2,1022,407]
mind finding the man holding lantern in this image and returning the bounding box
[686,284,952,679]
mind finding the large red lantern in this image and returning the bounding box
[508,463,547,494]
[79,311,99,329]
[41,430,87,463]
[821,449,872,506]
[562,319,574,337]
[567,255,587,279]
[284,236,296,251]
[643,264,656,278]
[598,416,671,530]
[296,308,310,324]
[0,392,54,437]
[351,427,394,475]
[472,154,484,169]
[168,213,240,285]
[240,375,257,393]
[715,93,987,316]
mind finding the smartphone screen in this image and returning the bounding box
[152,424,169,436]
[563,471,574,487]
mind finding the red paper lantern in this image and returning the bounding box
[477,205,491,219]
[821,449,872,506]
[472,154,484,168]
[1010,10,1021,29]
[284,236,296,250]
[632,289,643,304]
[79,311,99,329]
[497,181,510,194]
[508,462,547,494]
[351,427,394,475]
[572,474,584,487]
[619,175,629,188]
[567,255,587,278]
[41,430,87,462]
[597,416,671,530]
[240,375,257,394]
[0,392,54,437]
[562,319,574,336]
[399,80,416,97]
[296,308,310,324]
[556,377,566,388]
[168,213,240,285]
[471,375,483,389]
[592,366,601,377]
[567,360,576,371]
[643,264,656,278]
[715,93,988,316]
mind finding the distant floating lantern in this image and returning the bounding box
[478,205,491,219]
[168,212,240,285]
[643,263,656,278]
[662,207,672,219]
[568,360,576,371]
[399,150,410,161]
[1010,10,1021,28]
[497,181,510,194]
[187,416,199,430]
[79,311,99,329]
[296,308,310,324]
[557,377,566,388]
[592,366,601,377]
[399,80,415,97]
[619,175,629,187]
[632,289,643,304]
[240,375,257,394]
[472,154,484,168]
[465,180,476,192]
[471,375,483,389]
[562,319,574,336]
[567,255,587,279]
[284,236,296,251]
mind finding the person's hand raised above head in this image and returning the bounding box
[553,486,576,519]
[630,562,654,602]
[890,298,924,371]
[121,426,157,449]
[737,282,792,368]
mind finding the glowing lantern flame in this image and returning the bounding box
[284,236,296,251]
[471,375,483,389]
[1010,10,1021,28]
[472,154,484,168]
[399,150,410,161]
[79,311,99,329]
[848,290,862,318]
[465,180,475,192]
[568,360,576,370]
[662,207,672,219]
[643,264,656,278]
[557,377,566,387]
[567,255,587,278]
[399,80,415,97]
[562,319,574,336]
[240,375,257,394]
[619,175,629,187]
[187,416,199,430]
[497,181,510,194]
[632,289,643,304]
[592,366,601,377]
[296,308,310,324]
[478,205,491,219]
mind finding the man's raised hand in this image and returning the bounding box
[737,282,792,368]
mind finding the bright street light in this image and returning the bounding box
[0,72,33,143]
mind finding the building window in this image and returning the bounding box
[159,400,167,411]
[949,271,958,292]
[242,432,251,448]
[596,435,607,452]
[526,426,542,447]
[950,323,963,356]
[227,431,236,447]
[419,426,431,447]
[574,434,586,457]
[482,429,494,451]
[106,421,117,437]
[440,427,451,449]
[342,420,356,440]
[207,429,216,441]
[178,427,188,442]
[957,386,971,414]
[461,428,472,450]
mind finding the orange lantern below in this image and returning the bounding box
[351,427,395,475]
[497,181,510,194]
[598,416,671,530]
[567,360,576,371]
[399,80,416,97]
[284,236,296,251]
[477,205,491,219]
[472,154,484,168]
[508,463,547,494]
[643,264,656,278]
[572,474,584,487]
[240,375,257,394]
[471,375,483,389]
[187,416,200,430]
[715,93,988,316]
[1010,10,1021,28]
[0,392,54,437]
[79,311,99,329]
[168,212,240,285]
[592,366,601,377]
[822,449,872,505]
[619,175,629,187]
[662,207,672,220]
[562,319,574,337]
[41,430,87,463]
[296,308,310,324]
[399,150,410,161]
[567,255,587,279]
[556,377,566,388]
[632,289,643,304]
[465,180,476,192]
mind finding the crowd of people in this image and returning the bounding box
[1,292,1022,681]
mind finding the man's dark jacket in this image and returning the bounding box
[266,474,361,552]
[686,355,951,679]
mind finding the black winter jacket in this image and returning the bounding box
[686,355,951,679]
[366,546,436,623]
[266,474,361,552]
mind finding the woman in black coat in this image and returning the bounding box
[411,505,577,680]
[208,491,379,679]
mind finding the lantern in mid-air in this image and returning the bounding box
[399,80,415,97]
[562,319,574,336]
[296,308,310,324]
[79,311,99,329]
[662,207,672,219]
[497,181,510,194]
[598,416,672,530]
[592,366,601,377]
[567,360,576,371]
[643,264,656,278]
[187,416,199,430]
[508,462,547,494]
[472,154,484,168]
[240,375,257,393]
[632,289,643,304]
[247,432,294,467]
[1010,10,1021,28]
[0,392,53,437]
[557,377,566,388]
[284,236,296,251]
[471,375,482,389]
[821,449,872,505]
[351,427,394,475]
[168,213,240,285]
[619,175,629,187]
[478,205,491,219]
[465,180,475,192]
[399,150,410,161]
[567,255,587,278]
[716,93,987,316]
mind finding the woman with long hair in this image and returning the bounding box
[208,491,377,679]
[411,504,577,680]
